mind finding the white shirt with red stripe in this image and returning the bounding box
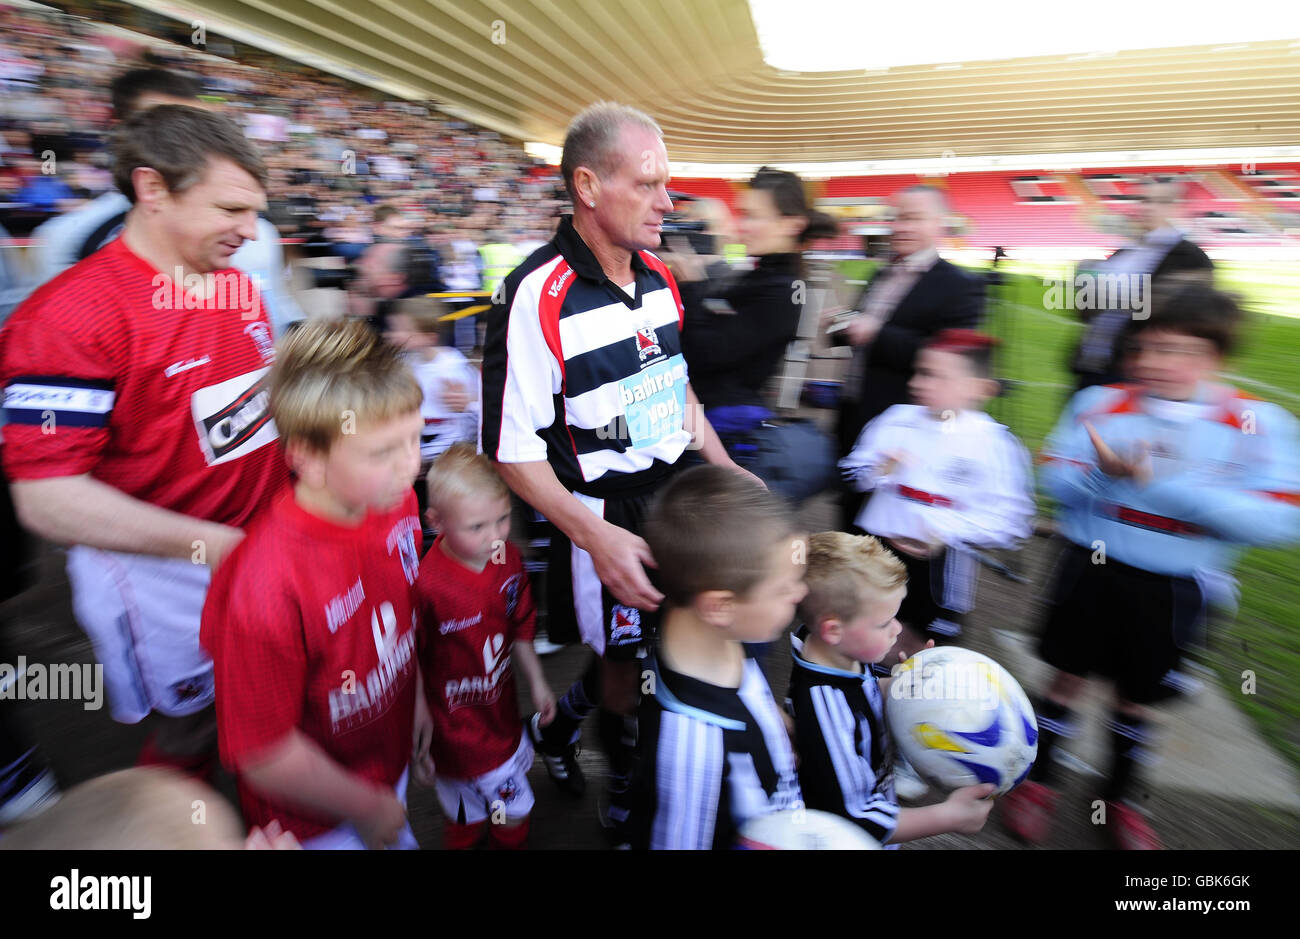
[841,404,1034,550]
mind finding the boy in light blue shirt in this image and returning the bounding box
[1002,281,1300,849]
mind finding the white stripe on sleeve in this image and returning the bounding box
[652,711,724,850]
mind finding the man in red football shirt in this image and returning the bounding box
[201,318,429,848]
[413,443,555,849]
[0,105,289,772]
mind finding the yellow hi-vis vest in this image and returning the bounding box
[479,242,524,295]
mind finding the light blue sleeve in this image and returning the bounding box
[1141,401,1300,547]
[1039,386,1122,510]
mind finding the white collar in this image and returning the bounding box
[905,404,992,430]
[895,247,939,272]
[1140,381,1232,421]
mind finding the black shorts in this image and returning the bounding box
[547,487,665,663]
[881,539,978,641]
[1038,541,1206,705]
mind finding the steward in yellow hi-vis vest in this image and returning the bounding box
[479,239,524,301]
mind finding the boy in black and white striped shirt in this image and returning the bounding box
[787,532,993,846]
[630,466,807,850]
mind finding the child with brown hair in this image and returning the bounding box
[201,318,429,849]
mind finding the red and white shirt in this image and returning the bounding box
[0,237,288,527]
[201,489,423,840]
[416,536,536,780]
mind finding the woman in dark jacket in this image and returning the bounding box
[674,167,838,437]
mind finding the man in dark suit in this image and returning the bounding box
[1071,176,1213,390]
[834,185,984,528]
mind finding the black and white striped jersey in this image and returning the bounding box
[786,627,900,847]
[632,650,802,850]
[480,215,692,498]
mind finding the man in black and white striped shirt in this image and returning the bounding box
[480,102,758,835]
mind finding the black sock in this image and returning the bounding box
[0,708,50,807]
[539,654,600,752]
[1029,697,1075,786]
[597,708,638,824]
[1103,710,1149,804]
[597,708,638,780]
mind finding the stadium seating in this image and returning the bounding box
[673,164,1300,251]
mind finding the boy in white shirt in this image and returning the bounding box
[386,299,482,536]
[840,329,1034,660]
[385,298,480,457]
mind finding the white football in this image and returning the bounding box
[885,646,1038,796]
[737,808,882,850]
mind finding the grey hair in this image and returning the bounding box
[896,184,950,216]
[561,101,663,199]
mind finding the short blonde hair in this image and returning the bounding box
[426,442,510,512]
[271,318,422,451]
[797,531,907,628]
[391,296,451,334]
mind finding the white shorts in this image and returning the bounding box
[570,491,607,656]
[66,545,213,723]
[301,770,419,850]
[433,734,535,825]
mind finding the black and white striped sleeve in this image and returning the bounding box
[794,684,899,844]
[480,269,559,464]
[648,711,726,850]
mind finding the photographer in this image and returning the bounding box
[671,167,837,440]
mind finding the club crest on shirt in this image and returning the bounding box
[500,573,523,618]
[244,321,276,364]
[635,325,661,362]
[497,778,519,804]
[941,458,977,485]
[386,517,421,585]
[610,605,642,645]
[169,674,213,708]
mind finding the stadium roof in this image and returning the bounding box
[128,0,1300,167]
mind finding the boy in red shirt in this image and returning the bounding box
[413,443,555,849]
[201,319,431,849]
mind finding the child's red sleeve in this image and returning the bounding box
[205,565,308,770]
[508,546,537,644]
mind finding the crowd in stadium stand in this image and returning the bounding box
[0,0,566,289]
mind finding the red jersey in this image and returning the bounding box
[416,536,536,779]
[0,237,288,528]
[201,489,423,840]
